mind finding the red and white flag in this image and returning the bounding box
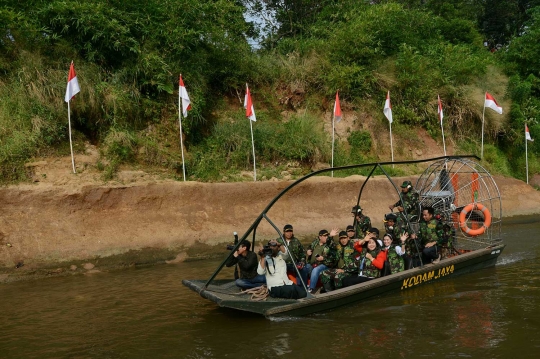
[526,124,534,141]
[383,91,393,124]
[334,91,342,122]
[484,92,503,114]
[179,75,192,117]
[437,95,443,124]
[64,61,80,103]
[244,84,256,122]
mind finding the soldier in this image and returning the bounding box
[320,231,356,293]
[381,233,405,274]
[389,180,420,238]
[346,225,357,241]
[277,224,308,287]
[305,228,338,293]
[352,205,372,237]
[383,213,398,243]
[411,207,444,264]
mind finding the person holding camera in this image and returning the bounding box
[226,240,266,290]
[277,224,309,287]
[257,240,307,299]
[305,228,338,293]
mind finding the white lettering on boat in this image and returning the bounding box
[400,265,455,290]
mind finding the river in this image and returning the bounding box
[1,217,539,358]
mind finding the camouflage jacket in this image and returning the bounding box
[333,241,356,269]
[384,245,405,274]
[277,236,306,264]
[393,189,419,217]
[418,218,444,246]
[345,247,382,278]
[307,238,336,267]
[355,215,372,236]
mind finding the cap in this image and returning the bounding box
[368,228,380,237]
[384,213,397,222]
[351,205,363,214]
[401,180,412,188]
[283,224,293,232]
[339,231,348,238]
[319,229,329,236]
[346,225,355,231]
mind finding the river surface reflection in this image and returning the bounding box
[1,218,539,358]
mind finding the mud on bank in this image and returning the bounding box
[1,175,539,283]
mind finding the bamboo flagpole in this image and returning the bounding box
[244,84,257,181]
[178,75,192,181]
[525,124,534,184]
[64,61,80,174]
[383,91,394,167]
[438,95,447,157]
[483,92,503,159]
[332,91,342,177]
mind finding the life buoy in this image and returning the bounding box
[459,203,492,236]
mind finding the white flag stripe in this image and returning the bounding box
[526,125,534,141]
[485,93,503,114]
[383,91,392,124]
[64,62,80,103]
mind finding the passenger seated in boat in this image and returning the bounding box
[353,227,379,253]
[257,240,307,299]
[226,240,266,290]
[381,233,406,275]
[320,231,356,293]
[346,225,357,241]
[389,181,420,238]
[343,230,386,287]
[277,224,309,287]
[352,205,372,237]
[411,206,444,264]
[305,228,338,293]
[383,213,399,243]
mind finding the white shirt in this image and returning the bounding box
[257,251,292,290]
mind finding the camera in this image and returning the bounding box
[259,245,273,256]
[226,244,235,250]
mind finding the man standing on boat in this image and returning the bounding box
[389,180,420,236]
[352,205,371,237]
[226,240,266,290]
[411,207,444,264]
[277,224,309,287]
[257,240,307,299]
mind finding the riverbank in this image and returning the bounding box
[1,174,539,283]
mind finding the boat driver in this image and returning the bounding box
[257,240,307,299]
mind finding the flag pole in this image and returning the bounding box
[250,119,256,181]
[331,111,335,178]
[481,92,486,159]
[178,81,186,181]
[67,101,76,173]
[389,122,394,168]
[526,123,529,184]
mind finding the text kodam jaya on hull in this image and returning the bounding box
[400,265,455,290]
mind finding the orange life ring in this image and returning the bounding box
[459,203,492,236]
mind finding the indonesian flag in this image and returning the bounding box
[179,75,192,117]
[64,61,80,103]
[383,91,392,124]
[526,124,534,141]
[437,95,443,124]
[484,92,503,114]
[334,91,342,122]
[244,84,256,122]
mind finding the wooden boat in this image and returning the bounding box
[183,156,504,317]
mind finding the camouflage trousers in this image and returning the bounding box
[320,268,352,291]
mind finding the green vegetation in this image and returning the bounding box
[0,0,539,184]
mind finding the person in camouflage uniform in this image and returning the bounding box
[320,231,356,292]
[305,228,338,293]
[411,207,444,264]
[389,180,420,237]
[383,213,399,244]
[352,205,372,237]
[277,224,309,286]
[381,233,405,274]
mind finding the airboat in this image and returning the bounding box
[182,156,504,317]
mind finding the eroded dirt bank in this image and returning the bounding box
[1,175,539,281]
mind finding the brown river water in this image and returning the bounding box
[1,217,539,358]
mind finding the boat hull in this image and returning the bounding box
[182,243,505,317]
